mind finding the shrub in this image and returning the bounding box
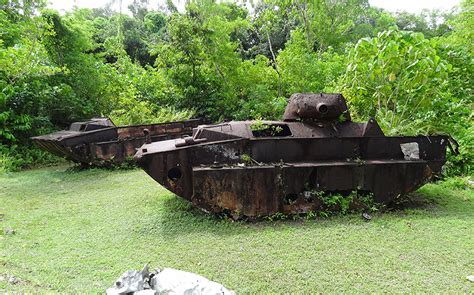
[339,29,472,175]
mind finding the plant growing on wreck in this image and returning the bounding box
[241,153,252,164]
[250,120,286,137]
[319,193,351,215]
[337,112,349,123]
[270,125,284,136]
[313,190,379,216]
[249,119,267,131]
[264,190,380,221]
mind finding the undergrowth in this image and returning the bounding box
[0,144,64,173]
[263,190,382,222]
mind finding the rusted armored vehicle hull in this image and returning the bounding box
[32,118,203,165]
[134,94,452,217]
[136,136,448,217]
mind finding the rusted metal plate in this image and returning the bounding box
[32,118,204,166]
[191,160,431,216]
[134,93,452,217]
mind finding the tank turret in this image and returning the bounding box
[283,93,351,122]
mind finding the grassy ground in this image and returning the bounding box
[1,166,473,293]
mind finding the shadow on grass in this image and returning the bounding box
[8,164,138,185]
[63,160,138,172]
[138,196,246,238]
[136,182,474,240]
[387,192,439,211]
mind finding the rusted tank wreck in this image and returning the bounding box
[32,118,203,166]
[134,93,455,217]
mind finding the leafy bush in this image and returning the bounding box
[339,29,472,174]
[110,104,195,126]
[278,29,347,95]
[100,52,194,125]
[0,144,62,173]
[340,29,449,132]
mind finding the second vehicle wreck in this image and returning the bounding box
[32,118,204,166]
[134,93,456,218]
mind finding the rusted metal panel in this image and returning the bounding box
[116,119,200,139]
[134,93,453,217]
[191,160,430,216]
[32,118,204,166]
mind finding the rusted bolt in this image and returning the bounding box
[143,128,151,144]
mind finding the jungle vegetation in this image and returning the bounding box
[0,0,472,174]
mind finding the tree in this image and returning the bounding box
[277,29,346,96]
[278,0,370,51]
[238,2,297,60]
[395,9,453,38]
[42,10,110,123]
[0,1,58,144]
[431,0,474,174]
[340,29,456,135]
[153,1,278,120]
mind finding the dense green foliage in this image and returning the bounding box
[342,30,453,134]
[0,0,472,173]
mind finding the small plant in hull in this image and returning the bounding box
[250,119,292,137]
[249,119,267,132]
[261,190,380,221]
[317,190,378,216]
[241,154,252,164]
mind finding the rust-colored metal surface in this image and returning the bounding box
[31,118,204,165]
[134,93,453,217]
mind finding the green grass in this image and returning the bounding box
[1,166,473,293]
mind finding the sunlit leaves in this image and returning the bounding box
[340,29,452,134]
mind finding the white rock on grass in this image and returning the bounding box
[106,265,150,295]
[150,268,234,295]
[106,264,234,295]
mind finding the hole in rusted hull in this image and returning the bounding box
[167,167,182,181]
